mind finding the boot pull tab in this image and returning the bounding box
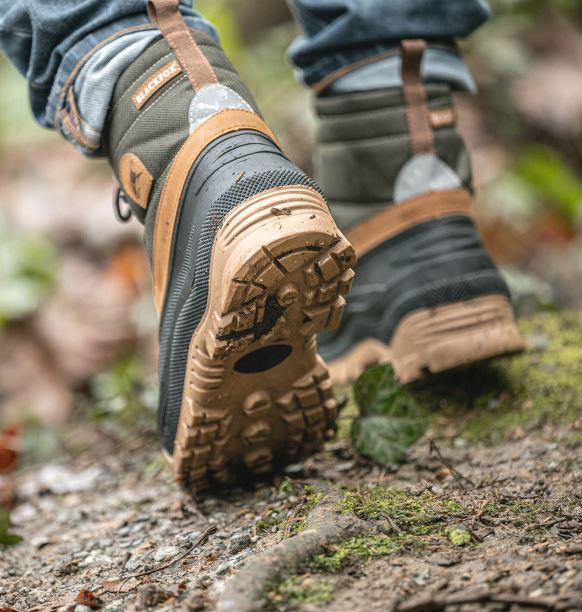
[401,40,435,157]
[147,0,218,92]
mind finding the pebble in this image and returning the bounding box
[413,569,430,586]
[214,562,230,576]
[124,556,145,573]
[198,574,214,587]
[432,553,461,567]
[212,540,227,552]
[31,536,52,549]
[229,550,252,570]
[228,533,251,554]
[283,463,306,476]
[78,554,114,569]
[153,546,180,562]
[74,606,93,612]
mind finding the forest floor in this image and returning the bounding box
[0,313,581,612]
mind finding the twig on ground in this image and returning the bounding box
[115,525,217,594]
[470,498,490,527]
[429,440,475,489]
[383,513,403,535]
[282,496,307,539]
[528,517,569,531]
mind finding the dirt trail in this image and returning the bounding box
[0,313,581,611]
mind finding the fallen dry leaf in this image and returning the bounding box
[75,588,102,609]
[0,427,20,473]
[0,474,17,510]
[0,329,73,427]
[34,258,138,384]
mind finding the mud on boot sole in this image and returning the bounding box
[169,186,356,493]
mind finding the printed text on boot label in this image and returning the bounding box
[132,60,183,109]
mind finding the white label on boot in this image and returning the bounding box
[188,84,254,134]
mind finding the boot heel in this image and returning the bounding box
[171,185,356,492]
[390,295,525,384]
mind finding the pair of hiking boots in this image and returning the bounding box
[102,3,523,492]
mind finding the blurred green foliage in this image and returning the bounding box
[0,214,58,327]
[491,0,582,18]
[0,508,22,546]
[516,146,582,225]
[88,357,157,431]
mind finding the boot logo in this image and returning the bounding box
[132,59,183,110]
[130,168,144,198]
[119,153,154,210]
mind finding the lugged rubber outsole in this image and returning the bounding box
[169,186,356,493]
[329,295,525,386]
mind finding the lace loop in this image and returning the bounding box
[113,185,133,223]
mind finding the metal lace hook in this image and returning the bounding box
[113,184,133,223]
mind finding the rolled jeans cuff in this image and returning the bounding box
[48,13,217,157]
[290,43,475,95]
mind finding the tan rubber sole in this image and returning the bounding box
[169,186,356,493]
[329,295,525,386]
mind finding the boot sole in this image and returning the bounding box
[169,186,356,493]
[329,295,525,386]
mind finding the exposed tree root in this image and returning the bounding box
[216,490,376,612]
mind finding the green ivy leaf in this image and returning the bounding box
[354,365,422,418]
[351,415,426,466]
[351,365,427,465]
[0,508,23,546]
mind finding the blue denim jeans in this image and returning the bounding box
[288,0,490,88]
[0,0,490,155]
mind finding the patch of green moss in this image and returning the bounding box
[306,491,325,511]
[277,489,327,537]
[255,509,285,534]
[415,312,582,443]
[268,575,335,610]
[481,496,552,528]
[300,486,465,574]
[446,527,472,546]
[286,491,326,536]
[337,313,582,447]
[312,534,421,573]
[484,497,538,517]
[339,486,462,523]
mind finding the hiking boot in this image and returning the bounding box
[314,40,524,385]
[103,3,356,492]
